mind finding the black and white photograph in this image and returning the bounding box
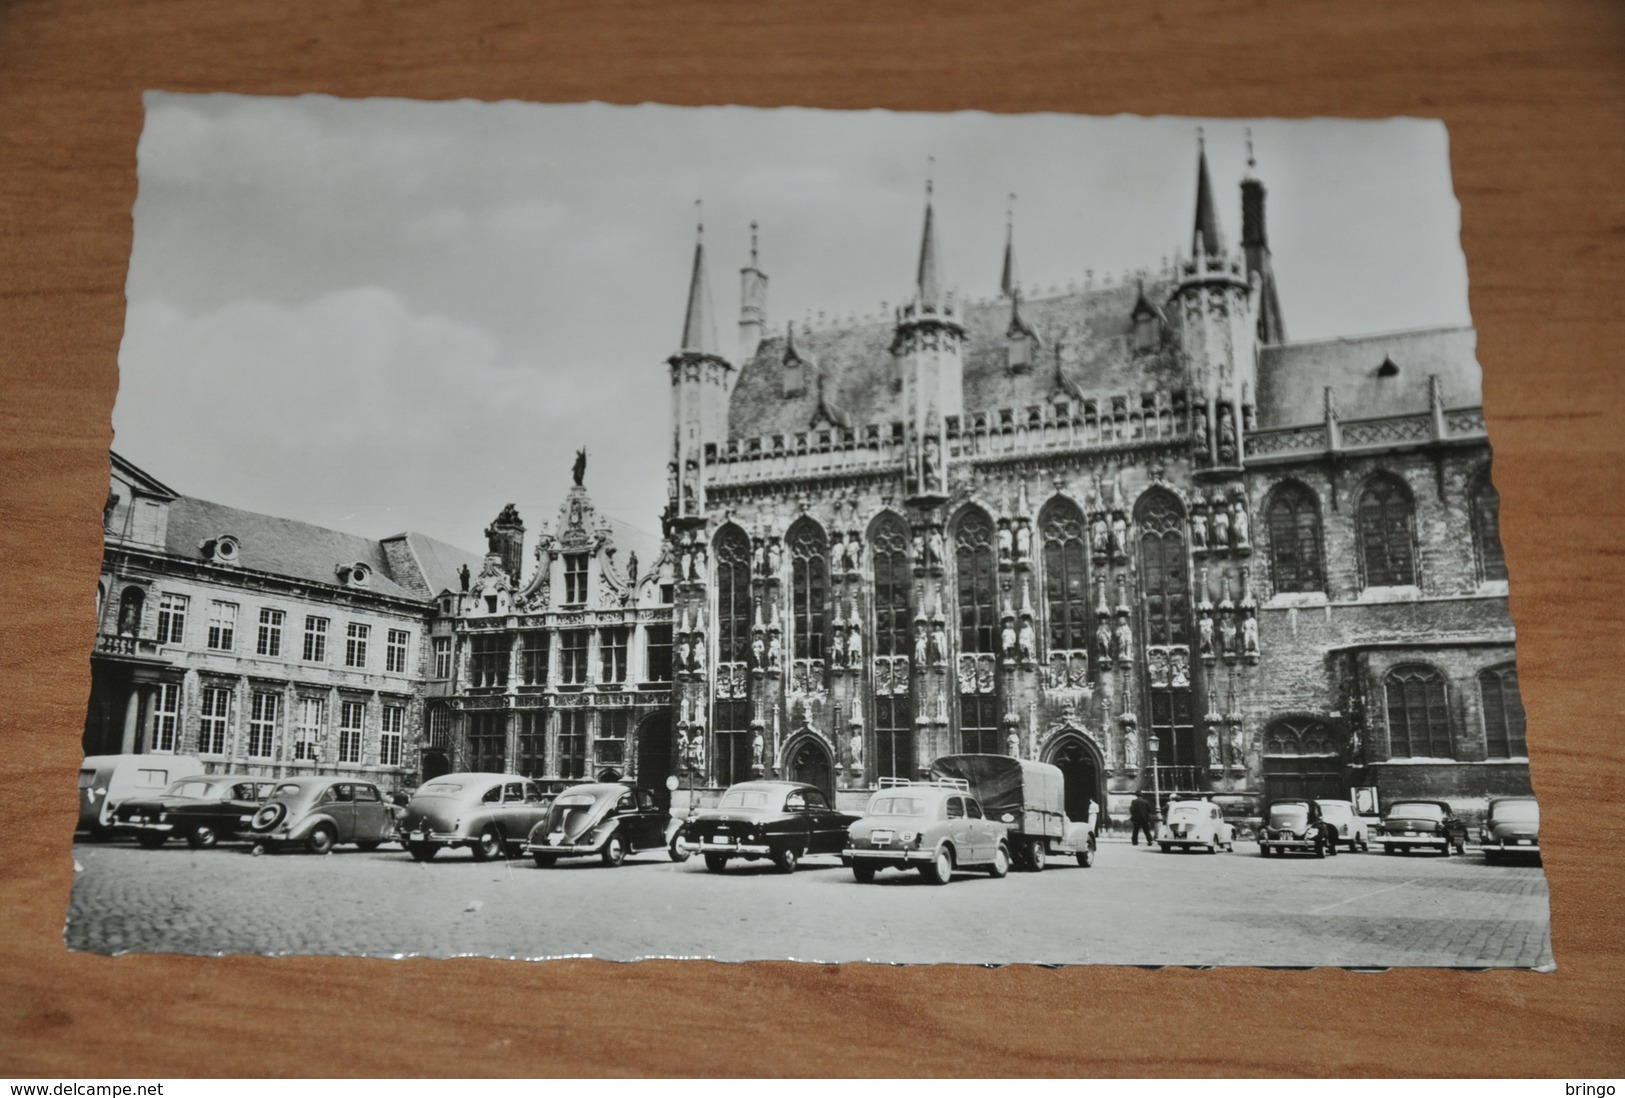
[70,95,1551,968]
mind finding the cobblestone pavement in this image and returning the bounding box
[64,838,1553,968]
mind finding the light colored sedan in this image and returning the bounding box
[843,781,1011,884]
[398,773,553,861]
[1157,797,1235,854]
[1315,798,1372,852]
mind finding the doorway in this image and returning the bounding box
[1046,733,1109,825]
[784,735,834,802]
[634,712,675,810]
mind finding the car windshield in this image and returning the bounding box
[1268,803,1309,822]
[270,783,303,798]
[1318,803,1351,820]
[719,790,771,810]
[868,796,927,816]
[1493,801,1539,823]
[163,779,216,799]
[418,782,463,795]
[1389,802,1445,819]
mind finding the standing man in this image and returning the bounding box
[1129,794,1155,847]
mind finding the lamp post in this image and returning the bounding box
[1147,730,1162,826]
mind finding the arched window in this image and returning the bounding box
[1357,474,1417,588]
[1262,718,1345,800]
[787,519,828,661]
[1479,664,1526,758]
[1135,489,1195,782]
[954,509,1000,754]
[1266,481,1324,593]
[1040,498,1089,651]
[713,526,753,784]
[117,586,145,636]
[870,513,913,780]
[1473,474,1507,583]
[1384,664,1452,759]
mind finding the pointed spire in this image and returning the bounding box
[1000,192,1020,298]
[916,170,942,305]
[749,219,759,268]
[680,201,719,355]
[1192,129,1224,258]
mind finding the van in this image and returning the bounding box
[78,753,205,838]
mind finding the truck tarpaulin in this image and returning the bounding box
[929,754,1067,839]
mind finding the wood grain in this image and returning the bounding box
[2,0,1622,1077]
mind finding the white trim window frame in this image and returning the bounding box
[345,622,370,669]
[303,615,329,662]
[380,704,403,767]
[248,691,279,759]
[295,697,325,761]
[157,593,188,645]
[206,601,237,651]
[150,682,182,752]
[257,607,285,657]
[338,699,366,765]
[386,628,410,674]
[199,685,232,755]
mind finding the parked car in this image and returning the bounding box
[1315,798,1372,853]
[1377,799,1468,856]
[1258,798,1338,858]
[77,754,204,840]
[843,779,1011,884]
[111,775,275,849]
[680,780,859,874]
[397,773,553,861]
[245,777,397,854]
[1480,796,1541,864]
[1157,796,1235,854]
[928,754,1098,870]
[522,782,678,867]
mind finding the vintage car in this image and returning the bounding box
[1377,799,1468,856]
[77,753,205,840]
[1258,798,1338,858]
[245,777,397,854]
[522,782,677,867]
[1315,798,1373,852]
[1480,796,1541,863]
[397,773,553,861]
[1157,797,1235,854]
[111,774,276,849]
[680,780,859,874]
[928,754,1099,870]
[843,779,1011,884]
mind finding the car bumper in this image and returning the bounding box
[843,847,930,864]
[1260,838,1320,851]
[1486,839,1540,852]
[403,830,472,847]
[693,840,771,856]
[1380,834,1448,848]
[1160,836,1213,847]
[522,840,606,857]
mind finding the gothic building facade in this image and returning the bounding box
[661,139,1529,821]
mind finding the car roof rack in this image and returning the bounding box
[878,776,970,792]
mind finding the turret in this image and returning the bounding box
[892,177,965,505]
[739,220,768,364]
[484,503,526,586]
[667,208,733,527]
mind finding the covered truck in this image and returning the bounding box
[928,754,1097,871]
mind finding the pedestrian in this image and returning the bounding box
[1130,795,1155,847]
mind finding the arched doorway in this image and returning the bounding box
[784,734,834,802]
[634,712,675,809]
[1262,718,1346,801]
[420,750,450,783]
[1046,732,1109,825]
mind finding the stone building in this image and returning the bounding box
[86,453,481,793]
[662,138,1528,822]
[427,456,678,802]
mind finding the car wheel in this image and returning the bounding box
[306,825,336,855]
[531,853,556,868]
[602,834,627,868]
[990,843,1011,878]
[1454,838,1467,856]
[1314,837,1326,859]
[1358,835,1370,853]
[1021,838,1044,872]
[852,863,877,883]
[136,832,167,849]
[1159,842,1171,853]
[187,824,218,850]
[1383,843,1395,854]
[1484,849,1498,866]
[472,827,503,862]
[408,842,438,862]
[772,846,799,874]
[703,852,730,873]
[1076,837,1096,869]
[1327,837,1338,857]
[922,845,953,885]
[668,834,690,863]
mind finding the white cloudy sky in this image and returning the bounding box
[114,95,1470,553]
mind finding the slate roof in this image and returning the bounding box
[1256,325,1481,428]
[384,531,488,598]
[725,277,1187,441]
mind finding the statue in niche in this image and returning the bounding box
[667,463,678,503]
[751,730,764,769]
[849,731,864,771]
[1218,406,1237,461]
[1232,500,1250,549]
[1110,513,1128,559]
[847,535,863,572]
[1198,610,1215,657]
[1090,513,1109,556]
[1018,620,1036,663]
[1191,511,1208,552]
[1170,648,1190,687]
[1206,724,1221,765]
[768,633,783,672]
[682,462,697,512]
[753,537,767,577]
[912,531,928,569]
[677,636,692,670]
[997,521,1014,563]
[625,551,638,587]
[930,624,948,666]
[679,543,693,584]
[752,635,766,668]
[846,623,862,666]
[928,528,945,569]
[1015,521,1032,562]
[1228,722,1245,764]
[691,637,706,675]
[1192,405,1209,456]
[572,447,588,487]
[1007,730,1021,759]
[1219,613,1238,657]
[1212,506,1230,551]
[914,623,929,666]
[1121,730,1140,770]
[1242,611,1260,658]
[1001,622,1018,662]
[1096,619,1113,660]
[1114,618,1133,662]
[921,437,942,492]
[458,563,471,592]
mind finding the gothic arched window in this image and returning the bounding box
[954,508,1000,754]
[1357,473,1417,588]
[870,513,913,780]
[787,519,828,661]
[1136,490,1189,648]
[1473,474,1508,583]
[1384,664,1452,759]
[1479,664,1526,759]
[713,525,754,784]
[1266,481,1324,594]
[1040,498,1089,651]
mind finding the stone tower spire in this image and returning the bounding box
[667,204,733,530]
[1000,193,1020,298]
[680,210,719,355]
[738,220,768,363]
[893,172,964,506]
[1192,129,1225,258]
[915,177,943,307]
[1240,129,1286,344]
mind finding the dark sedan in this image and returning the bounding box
[1481,796,1541,863]
[245,777,397,854]
[680,781,859,874]
[111,775,276,849]
[1378,799,1468,856]
[523,783,676,867]
[1258,798,1338,858]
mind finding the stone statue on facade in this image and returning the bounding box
[1096,619,1114,662]
[768,633,783,672]
[922,437,942,493]
[1121,730,1140,770]
[572,447,588,487]
[1110,513,1128,559]
[1007,730,1021,759]
[1228,722,1245,765]
[849,731,864,771]
[1115,618,1133,662]
[1219,614,1238,658]
[929,625,948,666]
[1212,506,1230,551]
[1206,724,1221,766]
[846,623,862,666]
[1198,610,1215,657]
[751,730,764,769]
[1090,514,1108,557]
[1191,511,1208,552]
[1192,404,1209,457]
[1015,521,1031,563]
[997,521,1014,564]
[1018,620,1036,663]
[1231,499,1250,549]
[914,623,929,666]
[928,528,945,569]
[752,635,766,668]
[1242,611,1260,658]
[458,563,471,592]
[625,551,638,587]
[1002,622,1018,663]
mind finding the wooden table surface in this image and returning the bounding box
[2,0,1622,1078]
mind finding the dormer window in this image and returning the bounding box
[335,562,372,588]
[200,533,241,564]
[564,553,588,604]
[1377,355,1400,377]
[783,358,804,397]
[1005,293,1039,374]
[1130,280,1164,353]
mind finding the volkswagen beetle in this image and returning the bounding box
[522,782,677,867]
[1480,796,1540,864]
[843,779,1011,884]
[112,774,275,849]
[679,780,859,874]
[1157,796,1235,854]
[245,777,396,855]
[398,773,552,861]
[1377,799,1468,856]
[1258,797,1338,858]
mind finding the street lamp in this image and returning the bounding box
[1147,730,1162,825]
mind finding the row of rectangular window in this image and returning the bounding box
[154,594,411,672]
[159,681,403,766]
[461,708,632,780]
[458,626,672,687]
